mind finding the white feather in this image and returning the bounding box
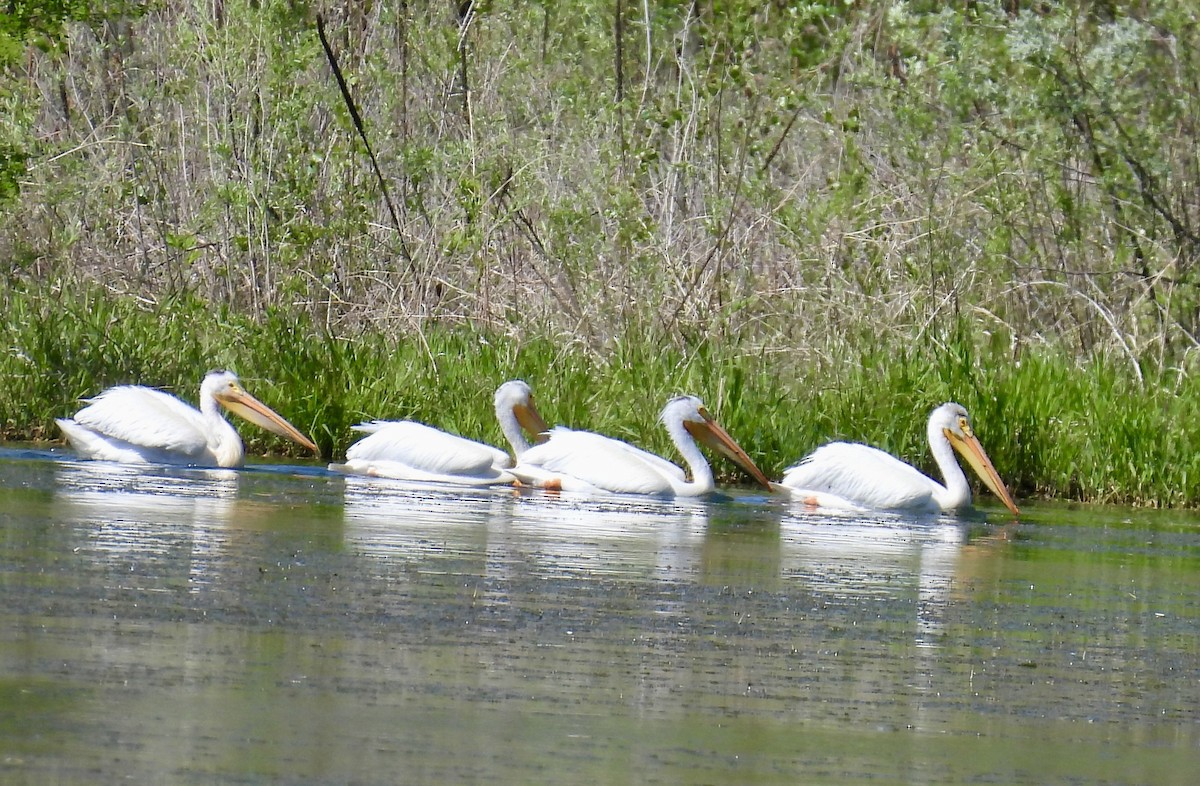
[510,396,765,498]
[778,402,1018,515]
[330,380,547,486]
[68,385,214,457]
[780,442,941,511]
[57,370,314,469]
[58,378,242,466]
[511,427,686,495]
[341,421,510,479]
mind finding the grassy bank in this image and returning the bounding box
[3,284,1198,507]
[3,3,1200,504]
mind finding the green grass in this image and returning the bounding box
[4,283,1198,507]
[3,4,1200,505]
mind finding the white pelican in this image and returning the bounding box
[776,402,1019,515]
[509,394,772,497]
[57,370,318,468]
[328,380,551,485]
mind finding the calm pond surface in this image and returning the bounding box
[1,445,1198,785]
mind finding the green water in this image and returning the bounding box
[0,447,1197,784]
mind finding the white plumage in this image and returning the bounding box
[777,402,1019,515]
[57,370,317,468]
[329,380,549,485]
[510,395,771,497]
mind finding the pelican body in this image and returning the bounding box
[777,402,1019,515]
[57,370,318,468]
[329,380,551,485]
[509,395,771,497]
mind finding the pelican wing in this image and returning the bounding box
[514,427,684,494]
[781,442,939,510]
[346,421,510,475]
[70,385,212,456]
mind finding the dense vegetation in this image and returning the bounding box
[3,1,1200,505]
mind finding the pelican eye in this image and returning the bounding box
[958,416,973,436]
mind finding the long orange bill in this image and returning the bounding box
[514,401,552,445]
[220,389,319,453]
[686,414,773,490]
[946,429,1020,515]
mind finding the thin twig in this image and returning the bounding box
[316,13,413,269]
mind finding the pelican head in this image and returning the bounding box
[204,370,318,453]
[663,395,772,489]
[933,402,1019,515]
[494,380,551,446]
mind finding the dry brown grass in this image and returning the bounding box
[3,1,1198,381]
